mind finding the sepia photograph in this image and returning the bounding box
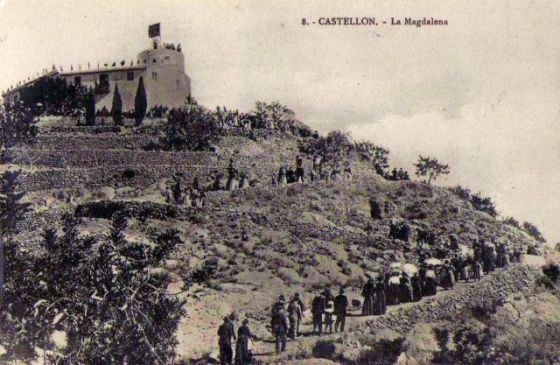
[0,0,559,364]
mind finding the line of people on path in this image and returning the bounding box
[217,240,523,364]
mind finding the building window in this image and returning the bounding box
[127,71,134,81]
[152,58,157,64]
[176,79,180,90]
[74,76,81,85]
[152,72,158,81]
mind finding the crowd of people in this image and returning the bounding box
[215,237,527,364]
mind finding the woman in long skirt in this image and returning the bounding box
[361,278,375,316]
[374,277,387,315]
[235,319,254,365]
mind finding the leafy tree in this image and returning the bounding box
[111,84,123,125]
[253,101,296,132]
[0,171,31,308]
[134,76,147,126]
[303,130,353,162]
[0,105,37,150]
[160,101,222,151]
[18,77,91,116]
[1,213,185,363]
[522,221,546,243]
[414,155,450,184]
[354,141,390,175]
[85,87,96,126]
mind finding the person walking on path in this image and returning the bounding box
[311,291,326,335]
[218,316,236,365]
[271,308,289,354]
[287,295,303,339]
[235,319,256,365]
[334,287,349,332]
[361,277,375,315]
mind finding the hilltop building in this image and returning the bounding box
[2,24,191,111]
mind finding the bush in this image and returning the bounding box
[470,193,497,217]
[503,216,521,229]
[1,214,185,364]
[523,221,546,243]
[542,263,560,284]
[449,186,498,217]
[122,168,136,179]
[312,340,337,359]
[160,101,222,151]
[302,130,354,162]
[357,337,404,364]
[452,321,492,365]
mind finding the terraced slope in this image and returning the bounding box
[11,117,548,363]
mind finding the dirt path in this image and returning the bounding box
[251,270,502,363]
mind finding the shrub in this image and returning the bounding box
[452,321,492,365]
[503,216,521,229]
[1,215,185,364]
[302,130,353,162]
[122,168,136,179]
[312,340,337,359]
[160,101,222,151]
[542,263,560,284]
[357,337,404,364]
[523,221,546,243]
[470,193,497,217]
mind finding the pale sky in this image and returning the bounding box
[0,0,558,243]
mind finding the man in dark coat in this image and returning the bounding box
[334,287,349,332]
[218,316,236,365]
[311,292,326,335]
[271,308,289,354]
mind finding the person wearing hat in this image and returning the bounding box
[334,287,349,332]
[271,307,289,354]
[217,316,236,365]
[311,291,326,335]
[235,319,256,365]
[288,294,303,339]
[271,295,286,317]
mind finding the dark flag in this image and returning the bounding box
[148,23,160,38]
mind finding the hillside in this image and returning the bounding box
[5,114,557,364]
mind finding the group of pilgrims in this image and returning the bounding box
[216,237,525,364]
[165,154,355,207]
